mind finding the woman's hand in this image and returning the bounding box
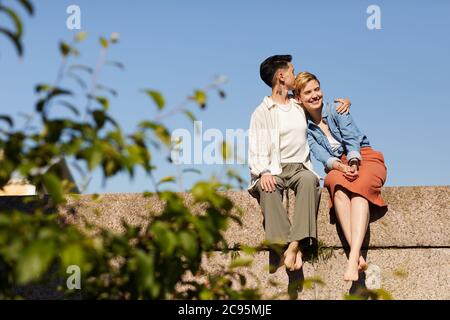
[344,164,359,182]
[333,161,359,181]
[335,98,351,114]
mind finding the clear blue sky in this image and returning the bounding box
[1,0,449,193]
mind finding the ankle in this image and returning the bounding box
[348,251,360,262]
[287,241,299,251]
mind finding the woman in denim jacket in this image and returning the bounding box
[294,72,387,281]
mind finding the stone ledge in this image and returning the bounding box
[201,248,450,300]
[0,186,447,248]
[46,186,450,248]
[1,185,447,300]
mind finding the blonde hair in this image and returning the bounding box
[294,72,320,97]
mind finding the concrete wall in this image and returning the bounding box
[1,186,449,299]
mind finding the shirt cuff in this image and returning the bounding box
[326,157,341,171]
[347,150,362,161]
[260,169,271,176]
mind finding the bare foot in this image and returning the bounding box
[358,256,368,272]
[293,250,303,270]
[269,249,285,273]
[283,242,299,271]
[344,258,359,281]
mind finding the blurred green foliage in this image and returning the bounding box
[0,1,395,301]
[0,1,262,299]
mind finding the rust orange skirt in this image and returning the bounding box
[324,147,387,210]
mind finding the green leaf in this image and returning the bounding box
[199,290,214,300]
[36,88,72,113]
[67,73,87,90]
[96,85,118,97]
[89,95,109,111]
[163,231,178,256]
[0,27,23,56]
[193,90,207,109]
[59,42,80,57]
[61,243,86,268]
[42,173,65,204]
[142,90,165,110]
[47,88,72,97]
[370,289,393,300]
[16,240,55,284]
[229,257,253,269]
[344,294,365,300]
[70,64,94,75]
[87,147,103,170]
[133,250,158,296]
[226,168,245,185]
[75,31,88,42]
[220,141,232,160]
[154,126,171,146]
[36,98,46,113]
[150,222,178,256]
[106,61,125,70]
[16,0,34,15]
[0,5,23,37]
[60,41,71,57]
[61,244,86,269]
[157,176,176,186]
[179,231,198,258]
[0,115,14,127]
[191,181,232,210]
[139,121,171,146]
[182,109,197,123]
[35,84,52,93]
[240,245,258,255]
[218,89,226,99]
[99,37,109,48]
[55,101,80,116]
[92,110,106,128]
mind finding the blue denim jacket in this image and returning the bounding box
[307,102,370,171]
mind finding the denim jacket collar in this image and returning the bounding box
[306,102,332,128]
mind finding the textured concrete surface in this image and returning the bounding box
[200,248,450,300]
[0,186,448,300]
[45,186,450,248]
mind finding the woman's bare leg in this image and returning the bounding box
[344,195,370,281]
[334,187,367,272]
[333,186,352,246]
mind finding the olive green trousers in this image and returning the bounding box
[255,163,321,245]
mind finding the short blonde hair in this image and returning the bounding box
[294,72,320,97]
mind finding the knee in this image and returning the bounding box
[351,194,369,204]
[256,180,267,195]
[300,171,319,189]
[334,187,349,203]
[256,180,279,196]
